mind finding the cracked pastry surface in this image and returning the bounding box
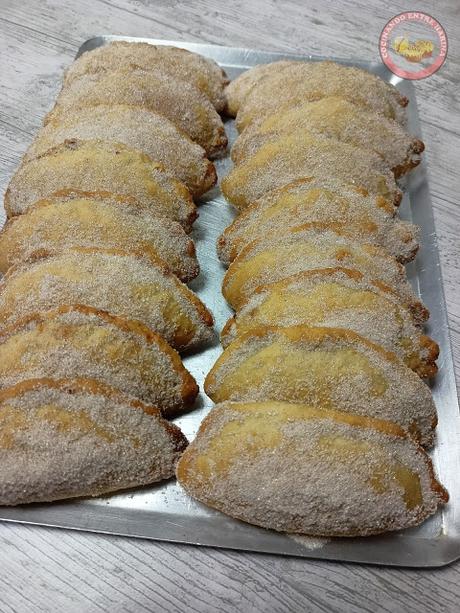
[218,178,418,265]
[63,41,229,112]
[0,249,214,351]
[204,326,437,448]
[25,104,216,197]
[221,269,438,378]
[232,96,423,177]
[49,69,227,157]
[221,131,401,208]
[0,378,188,506]
[0,195,200,281]
[4,139,197,230]
[228,60,407,129]
[0,306,198,417]
[221,228,427,322]
[177,401,447,536]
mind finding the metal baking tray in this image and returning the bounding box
[0,36,459,568]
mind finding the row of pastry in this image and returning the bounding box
[0,42,230,505]
[177,60,449,537]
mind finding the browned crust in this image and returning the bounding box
[0,304,198,418]
[1,246,213,327]
[0,200,200,281]
[0,377,188,450]
[177,403,449,535]
[204,325,401,396]
[5,139,198,231]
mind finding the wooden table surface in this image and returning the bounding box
[0,0,459,610]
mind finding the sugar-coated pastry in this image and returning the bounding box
[232,97,423,177]
[221,131,401,208]
[25,104,216,197]
[205,326,437,447]
[225,61,295,116]
[0,249,214,351]
[0,378,188,505]
[4,139,197,230]
[218,179,418,264]
[49,70,227,157]
[0,306,198,417]
[232,60,408,129]
[0,195,199,281]
[221,269,438,378]
[221,228,426,322]
[63,41,229,112]
[177,401,447,536]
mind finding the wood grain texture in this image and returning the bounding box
[0,0,459,610]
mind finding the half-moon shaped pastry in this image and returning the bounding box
[0,378,188,506]
[177,401,447,536]
[232,60,408,129]
[232,97,423,177]
[0,249,214,351]
[4,139,197,230]
[204,326,437,447]
[225,61,295,116]
[49,70,227,157]
[25,104,216,197]
[0,195,199,281]
[217,180,418,264]
[0,306,198,417]
[221,270,438,378]
[221,229,426,322]
[63,41,229,112]
[221,131,400,208]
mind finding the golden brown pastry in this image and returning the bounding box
[205,326,437,447]
[49,70,227,157]
[221,131,401,208]
[0,378,188,505]
[221,228,426,322]
[25,104,216,197]
[232,97,423,177]
[63,41,229,112]
[221,269,438,378]
[229,60,408,129]
[0,305,198,417]
[217,179,418,264]
[177,401,447,536]
[4,139,197,230]
[0,249,214,351]
[0,195,199,281]
[225,61,295,116]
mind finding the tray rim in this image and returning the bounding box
[0,35,459,568]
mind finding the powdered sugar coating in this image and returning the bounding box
[0,307,197,416]
[0,196,199,281]
[204,326,437,447]
[25,104,216,197]
[0,250,214,351]
[4,140,197,230]
[0,378,187,506]
[49,69,227,157]
[63,41,229,112]
[221,130,400,209]
[221,270,438,378]
[232,97,422,176]
[233,61,407,130]
[177,402,446,536]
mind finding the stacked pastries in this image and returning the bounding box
[177,60,449,537]
[0,41,229,505]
